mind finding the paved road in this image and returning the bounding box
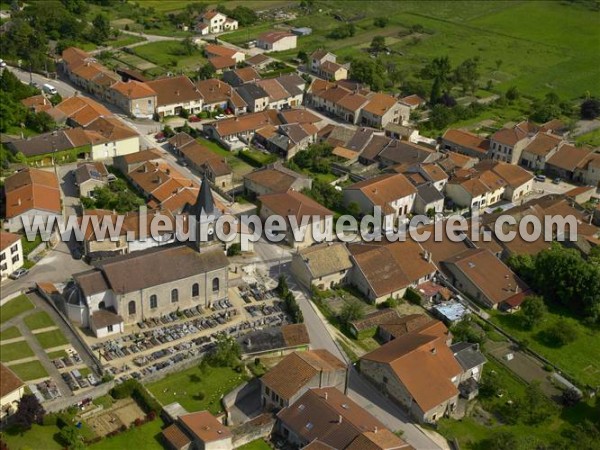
[251,239,444,450]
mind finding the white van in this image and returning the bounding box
[43,83,58,95]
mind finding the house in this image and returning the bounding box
[310,49,337,73]
[113,148,163,175]
[545,144,594,181]
[437,151,478,173]
[309,49,348,81]
[414,183,444,216]
[450,342,487,399]
[488,121,537,164]
[475,160,534,203]
[276,387,410,450]
[246,53,272,70]
[445,169,507,211]
[169,133,233,189]
[68,241,228,337]
[235,83,270,112]
[203,44,245,64]
[348,308,400,338]
[61,48,120,98]
[442,248,529,309]
[377,313,434,343]
[203,110,280,149]
[256,77,303,110]
[222,66,261,87]
[0,232,23,280]
[6,128,100,162]
[21,94,52,113]
[258,190,333,249]
[85,116,140,160]
[257,31,297,51]
[3,168,61,234]
[244,162,312,198]
[49,95,112,127]
[405,163,448,191]
[195,10,238,34]
[574,152,600,187]
[360,93,410,129]
[343,173,417,228]
[399,94,426,110]
[162,410,232,450]
[147,76,204,117]
[238,323,310,359]
[441,129,489,159]
[262,123,319,160]
[377,140,440,168]
[360,320,464,423]
[348,241,437,304]
[74,162,109,197]
[196,78,247,114]
[291,242,353,290]
[0,364,25,421]
[518,132,564,171]
[107,80,157,119]
[260,349,347,410]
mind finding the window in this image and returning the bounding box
[1,263,6,271]
[0,253,6,261]
[383,376,388,384]
[212,277,219,292]
[128,301,136,315]
[11,255,19,264]
[150,295,158,309]
[107,325,113,332]
[171,289,179,303]
[192,283,200,297]
[10,244,18,253]
[265,387,270,395]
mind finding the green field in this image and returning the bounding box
[197,137,255,178]
[132,40,207,74]
[24,311,55,331]
[90,418,165,450]
[0,341,34,362]
[0,295,34,324]
[0,326,22,341]
[146,364,247,414]
[134,0,295,13]
[1,423,63,450]
[34,329,69,350]
[221,1,599,100]
[237,439,272,450]
[47,349,69,360]
[490,306,600,387]
[9,360,48,381]
[576,128,600,147]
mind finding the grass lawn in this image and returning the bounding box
[34,329,69,350]
[197,137,255,177]
[576,128,600,147]
[9,360,48,381]
[489,306,600,387]
[0,341,34,362]
[237,439,272,450]
[133,41,207,74]
[107,35,146,48]
[47,349,68,360]
[146,364,247,414]
[90,418,165,450]
[21,235,42,256]
[23,311,55,331]
[0,295,34,324]
[1,424,63,450]
[93,395,114,410]
[0,326,22,341]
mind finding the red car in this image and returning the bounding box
[155,132,166,143]
[188,115,201,123]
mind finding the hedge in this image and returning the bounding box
[110,379,161,413]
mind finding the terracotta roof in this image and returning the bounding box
[418,164,448,183]
[332,146,358,160]
[21,95,52,113]
[0,231,21,252]
[86,116,138,141]
[442,129,489,156]
[162,423,192,449]
[0,364,24,397]
[177,137,232,176]
[522,132,563,157]
[297,242,353,278]
[310,49,332,61]
[204,44,238,58]
[282,323,311,347]
[400,94,426,107]
[361,320,461,412]
[61,47,89,70]
[337,93,369,112]
[279,108,321,125]
[180,411,231,443]
[259,190,333,221]
[349,309,399,333]
[110,80,156,99]
[53,96,112,126]
[90,309,123,329]
[4,168,61,218]
[257,78,291,102]
[378,314,434,340]
[259,31,295,44]
[362,93,397,116]
[196,78,234,105]
[360,135,392,162]
[262,350,346,400]
[230,66,261,83]
[348,241,436,298]
[320,60,345,75]
[345,173,416,210]
[147,76,202,107]
[278,388,406,450]
[477,160,533,188]
[443,248,529,305]
[247,54,270,66]
[546,144,594,171]
[209,110,279,137]
[438,151,476,172]
[244,163,307,193]
[347,430,414,450]
[209,56,237,70]
[491,124,529,146]
[119,148,162,165]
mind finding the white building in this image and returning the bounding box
[0,232,23,280]
[195,10,238,35]
[257,31,297,51]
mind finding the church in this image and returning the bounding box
[65,180,230,338]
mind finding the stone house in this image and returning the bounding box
[290,242,353,290]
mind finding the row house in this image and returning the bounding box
[196,78,247,114]
[107,80,157,119]
[545,144,596,182]
[441,129,489,159]
[309,49,348,81]
[518,131,565,171]
[147,76,204,117]
[487,120,538,164]
[203,110,281,149]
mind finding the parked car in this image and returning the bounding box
[215,114,226,120]
[188,115,201,123]
[9,268,29,280]
[72,247,82,260]
[552,177,562,185]
[534,175,546,182]
[155,132,166,143]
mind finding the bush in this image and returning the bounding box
[110,379,161,413]
[403,288,422,305]
[542,320,578,347]
[227,243,241,256]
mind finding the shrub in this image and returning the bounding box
[403,288,422,305]
[227,243,241,256]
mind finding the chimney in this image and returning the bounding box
[430,347,437,355]
[374,426,378,434]
[17,198,22,206]
[176,90,180,96]
[324,391,328,400]
[338,415,343,424]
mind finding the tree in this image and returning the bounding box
[429,77,442,105]
[198,63,215,80]
[26,111,55,133]
[370,35,386,52]
[518,381,555,424]
[207,333,241,367]
[339,299,365,324]
[543,319,578,347]
[14,394,45,430]
[561,387,582,407]
[505,86,520,101]
[373,17,388,28]
[484,430,518,450]
[580,98,600,120]
[91,14,111,44]
[347,202,361,217]
[429,104,454,129]
[421,56,452,89]
[454,57,480,94]
[59,425,84,449]
[227,243,241,256]
[182,36,195,56]
[519,295,546,329]
[297,50,309,67]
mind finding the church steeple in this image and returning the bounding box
[190,176,216,218]
[185,177,221,252]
